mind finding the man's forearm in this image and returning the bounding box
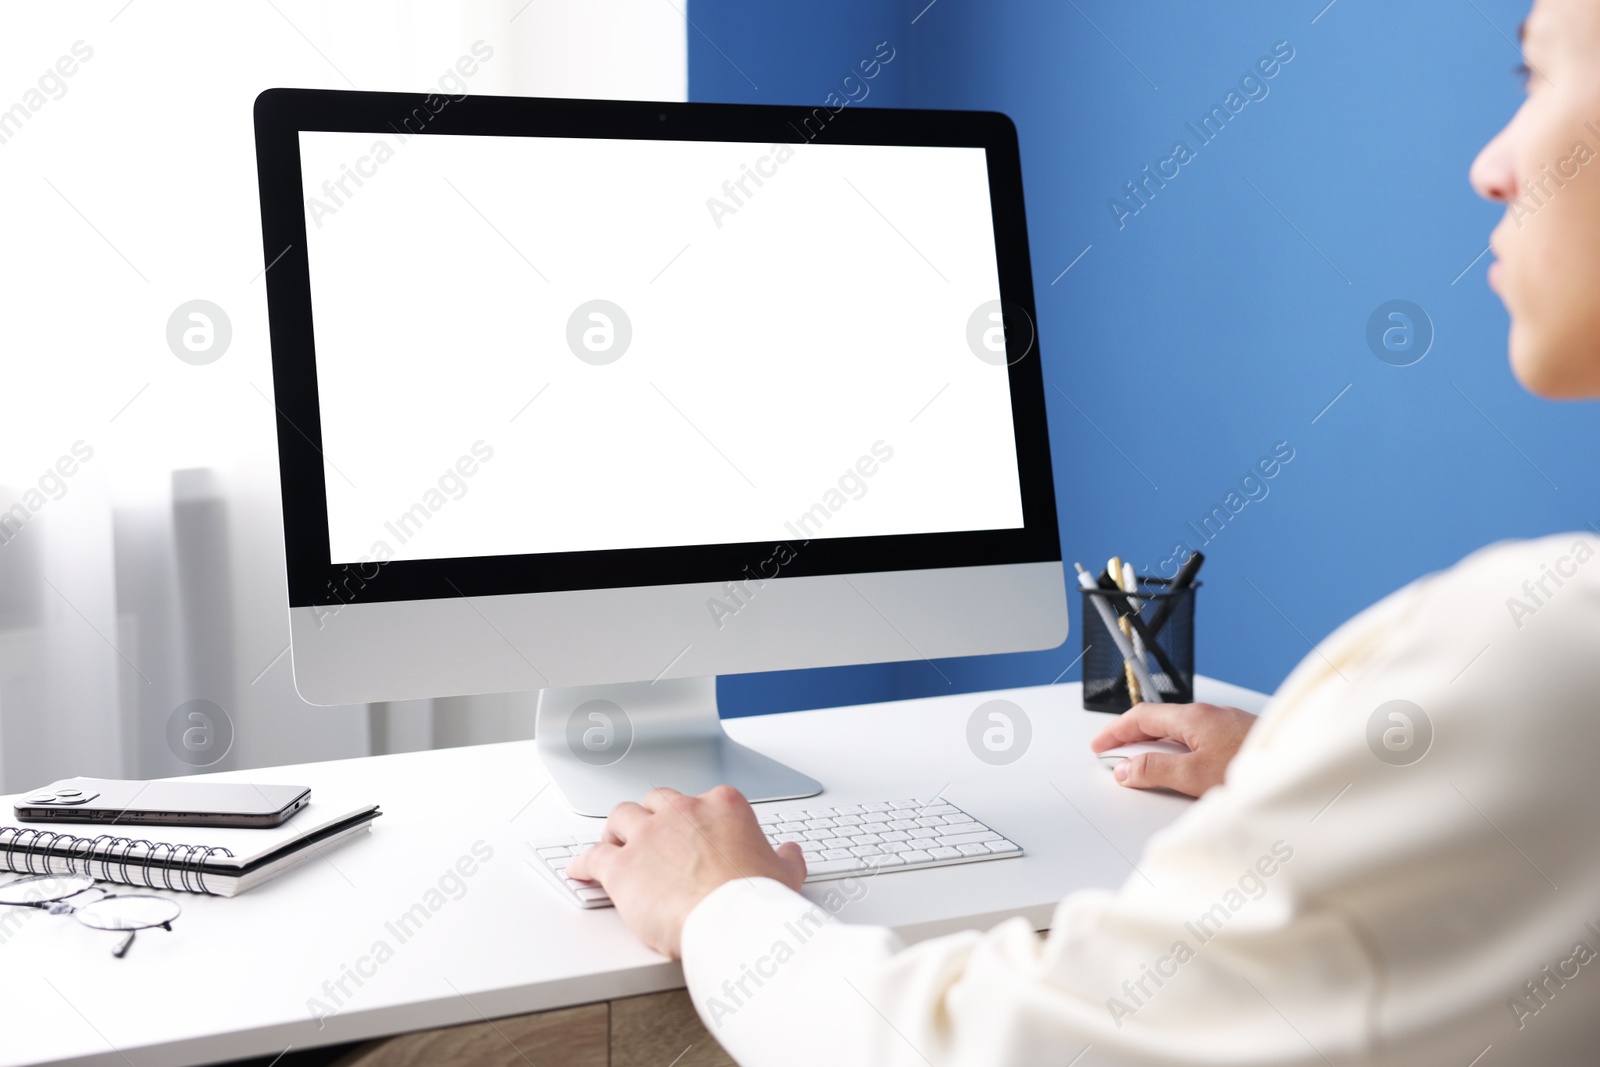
[681,877,917,1066]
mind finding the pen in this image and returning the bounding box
[1075,563,1163,703]
[1120,559,1175,696]
[1148,551,1205,637]
[1108,557,1142,704]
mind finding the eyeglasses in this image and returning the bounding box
[0,874,181,958]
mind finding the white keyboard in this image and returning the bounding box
[527,798,1023,909]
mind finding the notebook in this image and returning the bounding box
[0,799,381,897]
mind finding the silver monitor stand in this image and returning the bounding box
[534,677,823,817]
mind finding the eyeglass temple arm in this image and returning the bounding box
[111,920,173,959]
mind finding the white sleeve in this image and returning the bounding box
[679,533,1600,1067]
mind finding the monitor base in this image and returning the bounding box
[533,677,823,817]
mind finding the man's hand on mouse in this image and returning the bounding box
[565,784,805,958]
[1090,702,1257,797]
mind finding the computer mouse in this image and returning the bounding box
[1098,738,1191,768]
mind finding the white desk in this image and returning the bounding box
[0,678,1266,1067]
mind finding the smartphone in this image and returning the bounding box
[13,778,311,828]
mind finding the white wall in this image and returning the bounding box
[0,1,687,788]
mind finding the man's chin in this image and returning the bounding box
[1508,325,1600,399]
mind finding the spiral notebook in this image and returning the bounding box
[0,800,380,897]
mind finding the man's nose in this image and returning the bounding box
[1470,126,1518,203]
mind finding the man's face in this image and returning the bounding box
[1470,0,1600,398]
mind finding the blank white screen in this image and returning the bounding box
[299,130,1025,564]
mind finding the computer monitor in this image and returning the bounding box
[253,89,1067,815]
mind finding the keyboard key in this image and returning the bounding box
[850,845,884,857]
[805,817,837,829]
[860,822,892,835]
[821,848,855,860]
[986,840,1022,854]
[900,849,934,864]
[804,829,834,841]
[914,817,946,828]
[834,814,864,827]
[575,887,610,903]
[890,800,922,810]
[908,827,940,839]
[921,804,957,816]
[862,802,893,812]
[834,805,864,815]
[887,819,918,831]
[956,843,991,856]
[807,858,862,876]
[824,837,856,850]
[535,846,571,859]
[881,830,911,842]
[773,832,805,843]
[927,846,962,860]
[850,834,884,846]
[941,831,1002,847]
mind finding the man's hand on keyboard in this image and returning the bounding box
[565,784,805,958]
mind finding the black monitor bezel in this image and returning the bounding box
[254,88,1060,609]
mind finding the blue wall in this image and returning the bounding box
[696,0,1600,715]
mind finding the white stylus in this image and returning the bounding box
[1075,564,1163,702]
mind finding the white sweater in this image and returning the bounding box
[680,534,1600,1065]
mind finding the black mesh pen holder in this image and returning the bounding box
[1081,577,1198,713]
